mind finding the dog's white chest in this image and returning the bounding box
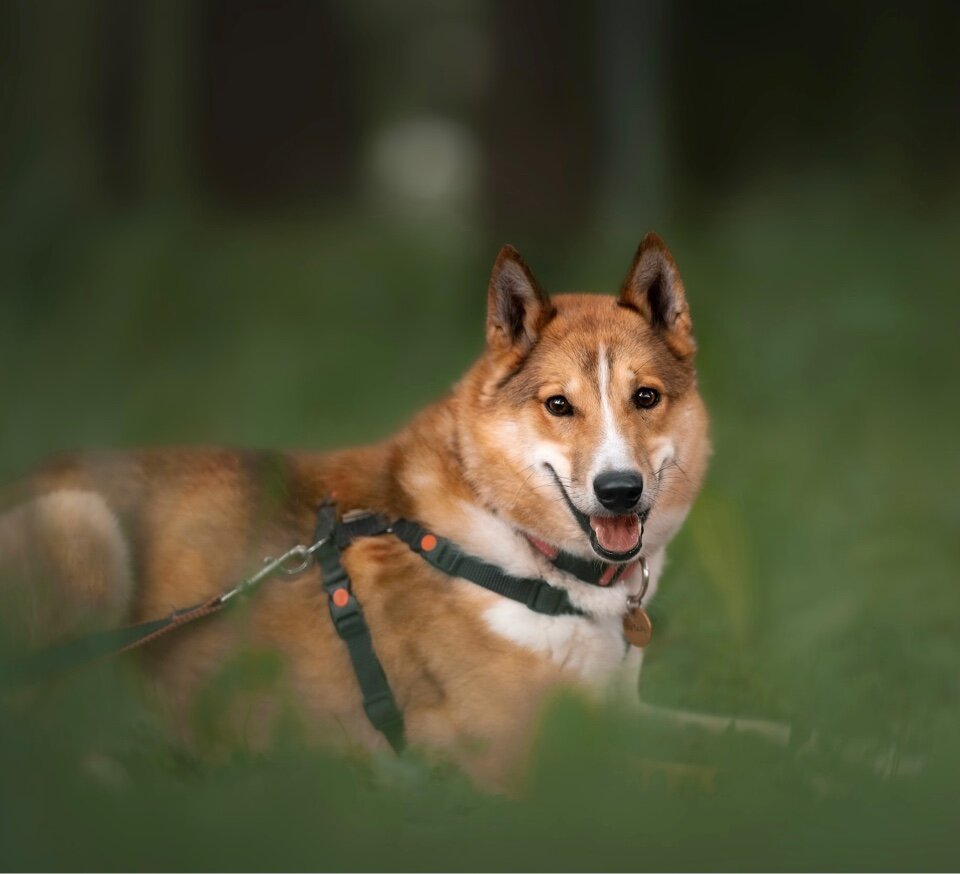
[482,600,629,682]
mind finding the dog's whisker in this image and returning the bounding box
[506,467,545,513]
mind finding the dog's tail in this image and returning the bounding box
[0,488,133,646]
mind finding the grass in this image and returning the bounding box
[1,186,958,870]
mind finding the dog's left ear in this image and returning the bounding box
[619,233,696,359]
[486,245,553,354]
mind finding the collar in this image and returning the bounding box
[524,534,638,587]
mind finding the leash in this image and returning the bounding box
[8,500,651,754]
[6,540,329,685]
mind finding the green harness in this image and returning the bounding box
[9,500,641,754]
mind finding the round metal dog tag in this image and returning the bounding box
[623,606,653,648]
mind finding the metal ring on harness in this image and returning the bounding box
[627,556,650,609]
[272,537,329,577]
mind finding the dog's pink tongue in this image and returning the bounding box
[590,514,640,553]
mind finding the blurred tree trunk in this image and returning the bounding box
[16,0,104,205]
[481,1,598,251]
[197,0,362,210]
[139,0,194,204]
[596,0,668,228]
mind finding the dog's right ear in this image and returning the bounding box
[486,245,553,353]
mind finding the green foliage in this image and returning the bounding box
[1,188,958,870]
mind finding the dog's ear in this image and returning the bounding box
[619,233,696,358]
[486,245,553,353]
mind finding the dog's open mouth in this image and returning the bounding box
[590,514,641,556]
[545,464,644,562]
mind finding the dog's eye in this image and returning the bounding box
[632,387,661,409]
[545,395,574,417]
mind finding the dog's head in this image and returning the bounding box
[456,234,710,563]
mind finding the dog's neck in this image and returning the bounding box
[390,401,658,617]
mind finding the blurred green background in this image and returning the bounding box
[1,0,959,870]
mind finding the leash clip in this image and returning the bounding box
[219,538,327,605]
[277,538,328,576]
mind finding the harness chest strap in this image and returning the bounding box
[312,504,407,753]
[388,519,585,617]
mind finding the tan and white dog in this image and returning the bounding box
[0,233,710,786]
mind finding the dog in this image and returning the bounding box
[0,233,710,787]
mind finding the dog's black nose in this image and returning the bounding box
[593,470,644,513]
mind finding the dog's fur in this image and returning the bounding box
[0,234,709,786]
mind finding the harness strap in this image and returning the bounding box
[313,503,406,753]
[309,507,584,751]
[389,518,584,617]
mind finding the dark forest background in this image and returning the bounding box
[3,1,958,230]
